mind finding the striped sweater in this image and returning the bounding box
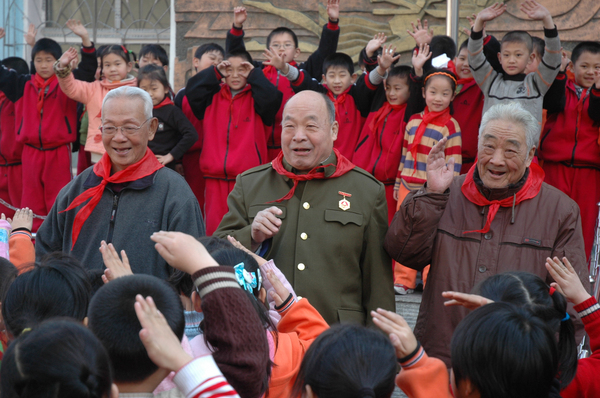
[395,113,462,191]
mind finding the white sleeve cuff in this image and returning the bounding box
[173,355,239,398]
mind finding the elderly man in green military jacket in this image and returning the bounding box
[214,90,394,327]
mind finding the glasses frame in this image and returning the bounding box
[100,117,153,136]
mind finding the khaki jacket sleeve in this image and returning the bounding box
[213,174,254,249]
[384,187,449,271]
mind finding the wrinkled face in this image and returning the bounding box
[572,51,600,89]
[499,42,533,76]
[525,51,542,74]
[323,66,354,96]
[385,75,410,105]
[224,56,248,91]
[102,97,157,173]
[193,50,223,74]
[454,48,472,80]
[138,78,169,106]
[281,92,339,171]
[477,119,535,189]
[268,32,300,64]
[138,54,164,70]
[33,51,57,80]
[102,53,132,82]
[422,76,455,113]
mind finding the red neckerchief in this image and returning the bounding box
[461,163,545,234]
[448,60,474,87]
[326,86,351,119]
[60,148,163,249]
[268,149,355,202]
[409,107,452,174]
[32,74,56,115]
[153,96,174,109]
[369,102,407,133]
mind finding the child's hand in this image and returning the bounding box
[156,153,174,165]
[233,7,247,28]
[545,256,591,306]
[263,48,288,73]
[57,47,78,69]
[377,44,400,71]
[371,308,418,359]
[442,291,493,310]
[151,231,219,275]
[135,294,193,372]
[100,241,133,283]
[24,23,37,47]
[366,32,387,58]
[227,235,268,267]
[462,13,487,37]
[406,19,433,47]
[326,0,340,22]
[0,28,5,40]
[266,270,292,307]
[520,0,552,27]
[560,50,570,72]
[476,3,506,25]
[393,187,399,201]
[412,43,431,76]
[66,19,92,47]
[216,60,231,78]
[238,61,255,79]
[69,57,79,70]
[8,208,33,231]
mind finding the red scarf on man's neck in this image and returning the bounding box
[268,148,355,202]
[409,107,452,172]
[369,102,406,133]
[153,96,174,109]
[61,148,163,249]
[461,163,545,234]
[32,74,56,115]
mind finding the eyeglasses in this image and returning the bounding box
[99,118,152,136]
[270,43,295,50]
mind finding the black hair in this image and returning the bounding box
[458,39,469,53]
[531,36,545,59]
[0,258,17,305]
[0,319,113,398]
[451,302,559,398]
[571,41,600,65]
[87,268,106,298]
[501,31,533,53]
[1,253,91,339]
[139,44,169,67]
[99,45,134,79]
[474,271,577,388]
[87,274,184,383]
[1,57,29,75]
[224,49,253,64]
[292,324,397,398]
[430,35,457,60]
[423,67,457,91]
[323,52,354,75]
[31,38,62,61]
[266,27,299,49]
[387,65,411,81]
[167,269,194,298]
[137,64,172,91]
[194,43,225,60]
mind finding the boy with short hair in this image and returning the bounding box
[185,49,282,235]
[227,1,340,160]
[468,1,561,124]
[138,44,169,73]
[538,41,600,259]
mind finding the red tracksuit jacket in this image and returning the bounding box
[452,79,484,173]
[185,66,282,180]
[0,94,23,164]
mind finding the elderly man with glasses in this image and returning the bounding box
[36,86,205,279]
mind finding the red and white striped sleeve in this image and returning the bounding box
[173,355,240,398]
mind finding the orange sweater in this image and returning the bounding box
[395,346,453,398]
[9,230,34,273]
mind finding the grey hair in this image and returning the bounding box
[320,93,336,125]
[479,102,540,151]
[101,86,153,121]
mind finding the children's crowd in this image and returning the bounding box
[1,0,600,396]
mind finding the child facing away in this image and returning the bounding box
[0,21,97,231]
[468,1,562,125]
[227,1,340,160]
[538,41,600,259]
[137,65,198,170]
[55,44,137,161]
[185,49,282,235]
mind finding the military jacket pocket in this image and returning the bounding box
[337,308,366,324]
[324,209,363,226]
[248,204,286,219]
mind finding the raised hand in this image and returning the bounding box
[233,6,247,28]
[520,0,552,24]
[100,241,133,283]
[57,47,78,69]
[412,43,432,77]
[216,60,231,78]
[24,23,37,47]
[327,0,340,22]
[366,32,387,58]
[406,19,433,47]
[475,2,507,28]
[66,19,92,47]
[263,48,288,73]
[425,137,455,194]
[227,235,268,267]
[151,231,219,275]
[463,13,487,37]
[251,206,283,251]
[545,256,591,306]
[442,291,493,310]
[238,61,255,79]
[560,49,570,72]
[371,308,418,359]
[377,44,400,71]
[0,28,5,40]
[9,208,33,231]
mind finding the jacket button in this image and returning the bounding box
[298,263,306,271]
[303,202,310,210]
[297,296,303,300]
[300,232,308,240]
[478,266,487,273]
[484,232,493,240]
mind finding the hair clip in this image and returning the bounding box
[424,71,457,85]
[234,262,258,294]
[21,327,32,334]
[562,313,570,322]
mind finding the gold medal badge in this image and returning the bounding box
[338,191,351,211]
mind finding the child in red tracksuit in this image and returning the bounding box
[0,27,97,231]
[538,41,600,260]
[227,2,340,161]
[185,49,282,235]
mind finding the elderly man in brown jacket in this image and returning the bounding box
[385,102,589,367]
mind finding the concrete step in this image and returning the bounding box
[392,291,423,398]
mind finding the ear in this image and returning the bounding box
[331,120,339,142]
[351,73,358,84]
[293,47,301,59]
[258,287,267,304]
[126,61,133,73]
[525,145,536,167]
[163,65,169,74]
[462,378,481,398]
[527,52,535,65]
[322,74,326,82]
[303,385,315,398]
[110,383,119,398]
[147,117,158,141]
[192,291,203,313]
[497,52,502,63]
[422,86,426,99]
[83,317,88,327]
[451,91,457,102]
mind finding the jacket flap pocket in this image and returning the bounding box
[324,209,363,226]
[337,308,366,324]
[248,205,286,219]
[501,234,553,249]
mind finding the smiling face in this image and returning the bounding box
[193,50,223,74]
[138,78,169,106]
[102,97,157,173]
[33,51,57,80]
[454,48,472,80]
[102,53,132,82]
[422,75,455,113]
[477,119,535,189]
[224,56,248,91]
[572,51,600,89]
[385,75,410,105]
[281,91,339,171]
[323,66,354,96]
[499,42,533,76]
[268,32,300,64]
